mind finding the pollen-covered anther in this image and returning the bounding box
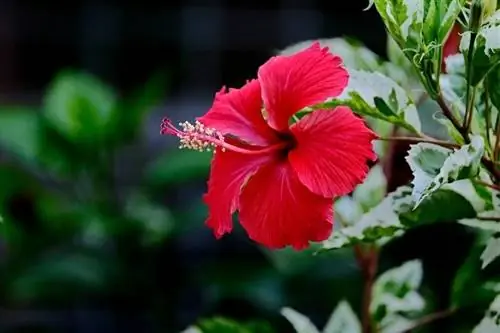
[161,118,224,152]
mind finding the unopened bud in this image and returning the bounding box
[470,0,485,32]
[483,0,498,19]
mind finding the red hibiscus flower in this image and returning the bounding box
[161,42,377,250]
[442,23,462,73]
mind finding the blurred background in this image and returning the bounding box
[0,1,486,332]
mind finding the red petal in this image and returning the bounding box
[257,41,349,132]
[289,107,377,198]
[238,160,334,250]
[204,147,272,238]
[197,79,278,146]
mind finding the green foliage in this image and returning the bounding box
[368,0,467,95]
[317,70,421,133]
[145,149,212,188]
[460,11,500,86]
[182,317,274,333]
[43,70,117,144]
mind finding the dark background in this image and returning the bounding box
[0,1,482,333]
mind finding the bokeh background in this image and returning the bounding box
[0,1,486,332]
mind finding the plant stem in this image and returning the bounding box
[464,87,477,133]
[399,308,456,333]
[354,245,379,333]
[494,108,500,161]
[436,95,467,140]
[436,93,500,182]
[377,136,460,149]
[474,180,500,191]
[484,84,493,152]
[463,30,478,132]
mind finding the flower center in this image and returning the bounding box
[160,118,288,155]
[275,132,297,160]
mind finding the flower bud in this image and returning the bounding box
[470,0,485,32]
[483,0,498,19]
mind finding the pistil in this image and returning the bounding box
[160,118,287,155]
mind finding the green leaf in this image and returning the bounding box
[144,149,212,187]
[406,135,485,208]
[459,184,500,232]
[0,107,41,164]
[384,35,423,100]
[43,70,117,144]
[486,58,500,117]
[125,192,174,246]
[317,70,421,133]
[472,294,500,332]
[352,165,387,212]
[398,182,479,225]
[370,0,465,61]
[323,301,362,333]
[368,0,423,47]
[279,38,381,71]
[281,308,320,333]
[195,317,274,333]
[460,11,500,86]
[8,253,112,302]
[196,318,249,333]
[371,260,425,333]
[481,237,500,269]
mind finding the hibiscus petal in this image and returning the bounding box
[197,79,278,146]
[289,107,377,198]
[257,41,349,132]
[238,160,334,250]
[203,147,272,238]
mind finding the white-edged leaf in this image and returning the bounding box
[371,260,425,333]
[481,237,500,269]
[281,307,320,333]
[472,294,500,332]
[353,164,387,212]
[324,179,488,251]
[334,196,364,227]
[406,135,485,207]
[317,70,421,133]
[458,177,500,232]
[323,187,408,250]
[323,301,362,333]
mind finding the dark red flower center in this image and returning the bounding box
[275,132,297,160]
